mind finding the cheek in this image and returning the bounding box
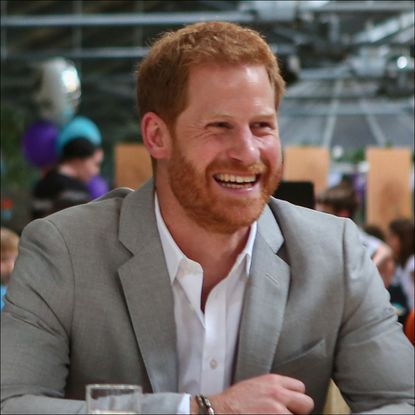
[387,236,400,254]
[175,140,216,173]
[393,240,401,255]
[86,162,98,177]
[261,137,281,165]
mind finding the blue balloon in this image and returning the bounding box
[57,116,101,155]
[22,120,59,168]
[87,175,109,199]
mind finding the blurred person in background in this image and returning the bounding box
[0,227,19,311]
[1,21,413,415]
[364,223,409,324]
[363,223,387,243]
[31,137,103,219]
[316,182,394,280]
[387,218,415,311]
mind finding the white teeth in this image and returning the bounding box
[215,174,256,183]
[221,182,251,189]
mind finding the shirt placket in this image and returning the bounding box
[200,282,227,395]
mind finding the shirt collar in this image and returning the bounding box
[154,193,257,284]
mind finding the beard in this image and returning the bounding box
[168,143,282,234]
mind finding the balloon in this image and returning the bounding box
[33,57,81,126]
[87,175,109,199]
[57,116,102,155]
[22,120,59,168]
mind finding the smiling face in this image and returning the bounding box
[151,64,282,234]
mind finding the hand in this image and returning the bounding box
[192,374,314,414]
[373,243,395,287]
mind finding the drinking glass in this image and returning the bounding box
[86,384,143,414]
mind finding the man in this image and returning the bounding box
[31,137,104,219]
[1,22,413,414]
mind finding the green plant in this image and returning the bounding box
[1,104,39,193]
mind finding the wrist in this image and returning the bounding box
[194,395,215,415]
[190,396,198,414]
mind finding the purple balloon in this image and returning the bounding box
[87,175,109,199]
[22,120,59,168]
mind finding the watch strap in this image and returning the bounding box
[195,394,215,415]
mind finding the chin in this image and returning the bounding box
[192,197,267,234]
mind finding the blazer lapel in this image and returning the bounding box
[117,180,178,393]
[234,205,290,382]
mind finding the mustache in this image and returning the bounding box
[207,161,267,175]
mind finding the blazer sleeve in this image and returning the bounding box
[0,219,186,415]
[334,219,414,414]
[1,219,75,409]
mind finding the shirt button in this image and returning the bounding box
[209,359,218,369]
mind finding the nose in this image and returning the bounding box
[227,126,259,164]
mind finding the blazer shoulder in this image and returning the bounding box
[268,197,347,232]
[37,187,135,230]
[93,187,134,202]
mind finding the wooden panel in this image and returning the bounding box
[115,144,152,189]
[323,380,350,415]
[366,147,413,232]
[282,146,330,196]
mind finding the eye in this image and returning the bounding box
[251,121,273,130]
[208,121,232,129]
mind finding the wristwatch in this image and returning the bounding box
[195,394,215,415]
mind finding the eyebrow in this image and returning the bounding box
[206,111,276,119]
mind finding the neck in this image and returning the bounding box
[156,182,251,293]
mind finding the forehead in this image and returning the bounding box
[184,64,275,112]
[89,148,103,162]
[188,63,271,87]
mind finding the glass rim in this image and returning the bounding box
[86,383,142,391]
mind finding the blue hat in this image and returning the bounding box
[57,116,101,155]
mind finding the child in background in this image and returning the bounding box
[1,227,19,310]
[387,219,414,311]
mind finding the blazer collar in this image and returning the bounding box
[117,179,178,393]
[234,203,290,382]
[118,179,157,255]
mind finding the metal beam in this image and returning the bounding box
[1,43,292,61]
[359,99,388,145]
[321,79,342,147]
[0,11,255,28]
[2,3,413,30]
[303,1,414,13]
[280,106,413,116]
[1,46,150,61]
[353,11,414,44]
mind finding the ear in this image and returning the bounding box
[141,112,171,160]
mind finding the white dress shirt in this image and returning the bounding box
[154,195,257,412]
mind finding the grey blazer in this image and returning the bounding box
[1,180,414,414]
